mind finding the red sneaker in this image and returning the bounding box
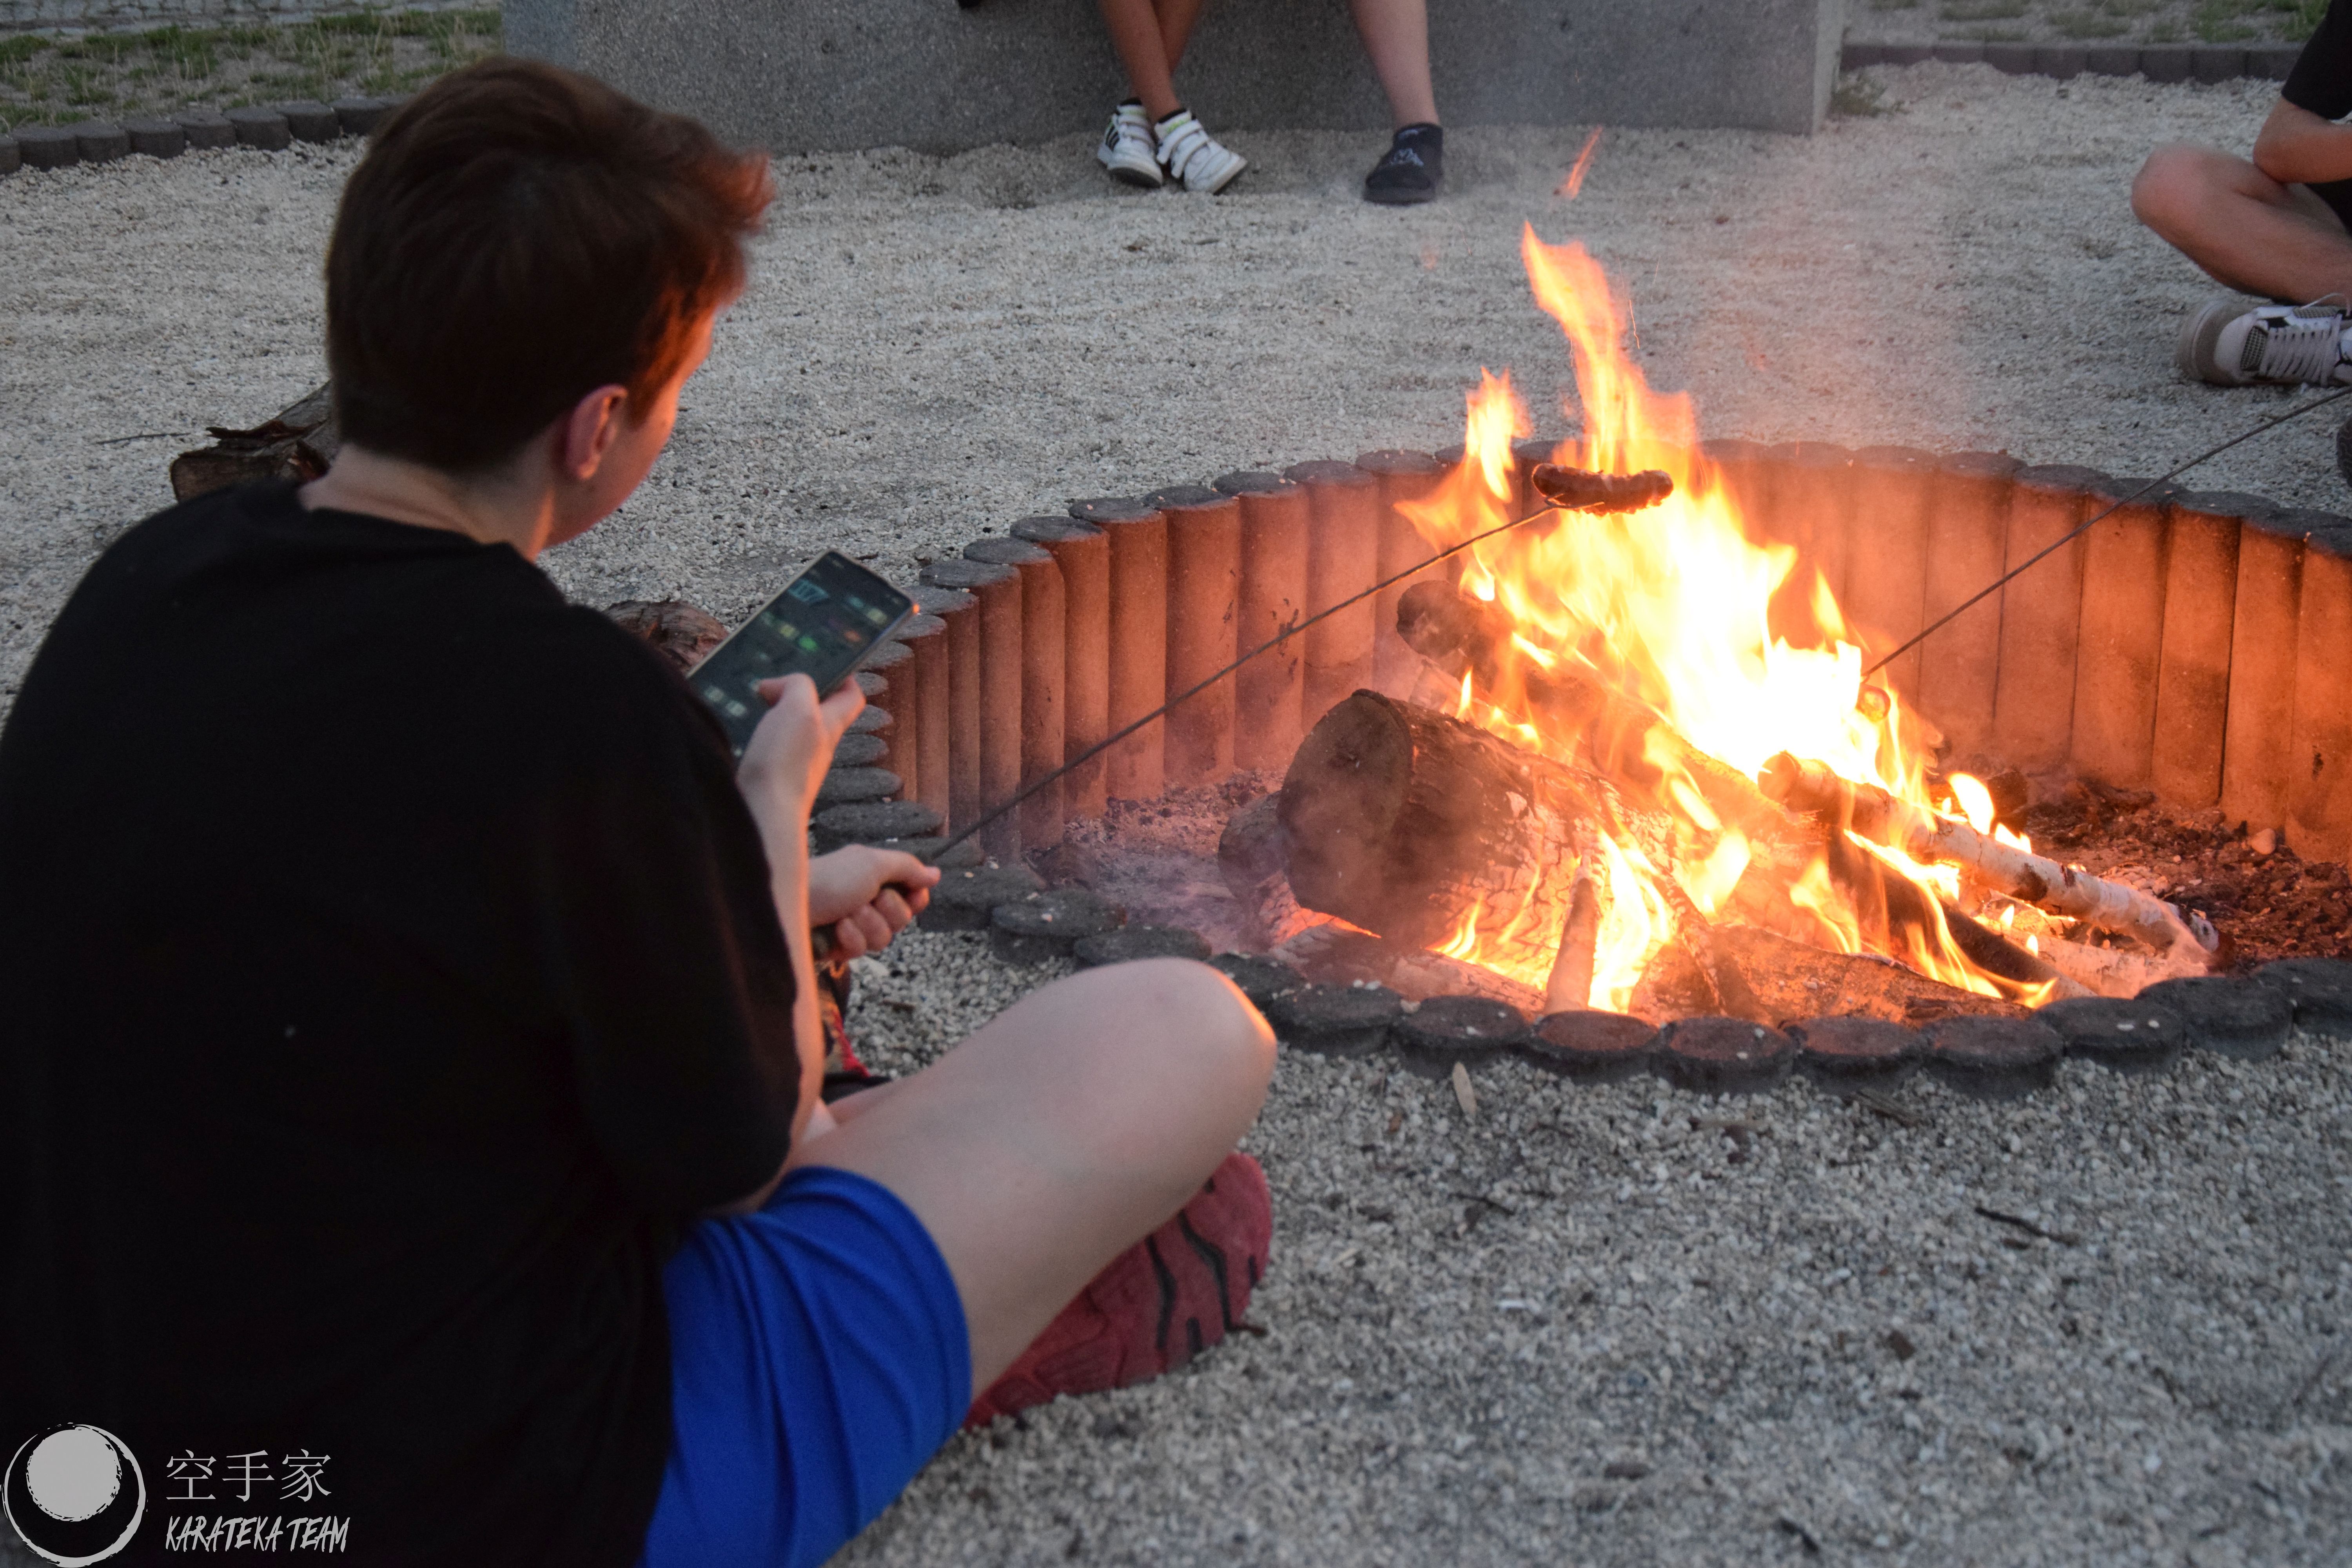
[965,1151,1271,1426]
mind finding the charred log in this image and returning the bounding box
[1276,691,1662,976]
[169,382,340,501]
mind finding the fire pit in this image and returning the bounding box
[788,230,2352,1098]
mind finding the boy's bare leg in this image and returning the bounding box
[789,958,1277,1389]
[1099,0,1183,121]
[1155,0,1208,73]
[1349,0,1439,127]
[2133,142,2352,303]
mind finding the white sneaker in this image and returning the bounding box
[1153,109,1245,194]
[2178,295,2352,387]
[1096,102,1162,188]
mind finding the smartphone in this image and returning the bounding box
[689,551,916,756]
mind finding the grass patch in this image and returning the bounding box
[1832,76,1899,117]
[0,7,499,132]
[2051,8,2133,34]
[2195,0,2328,40]
[1942,0,2030,18]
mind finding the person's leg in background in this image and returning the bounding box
[2135,142,2352,387]
[2134,142,2352,305]
[1352,0,1443,204]
[1096,0,1245,192]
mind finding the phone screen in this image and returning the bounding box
[690,552,915,756]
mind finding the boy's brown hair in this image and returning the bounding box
[325,58,771,472]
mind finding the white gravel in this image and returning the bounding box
[3,64,2348,1567]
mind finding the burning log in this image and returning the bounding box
[1265,921,1544,1015]
[1649,873,1773,1024]
[1394,579,1787,838]
[1817,831,2090,1002]
[1759,752,2222,965]
[1541,870,1600,1014]
[1276,691,1664,977]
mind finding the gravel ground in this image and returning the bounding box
[3,62,2350,1567]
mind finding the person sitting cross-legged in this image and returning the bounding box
[0,58,1276,1568]
[2134,0,2352,385]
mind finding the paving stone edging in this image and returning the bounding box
[1842,38,2300,85]
[0,93,396,176]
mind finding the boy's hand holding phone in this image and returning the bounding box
[736,672,864,828]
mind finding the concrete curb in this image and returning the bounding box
[0,96,400,178]
[1842,40,2303,84]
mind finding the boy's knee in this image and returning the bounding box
[1097,958,1276,1088]
[2132,143,2227,231]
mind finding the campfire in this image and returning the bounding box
[1215,227,2220,1030]
[170,229,2343,1072]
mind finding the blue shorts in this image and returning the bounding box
[637,1165,971,1568]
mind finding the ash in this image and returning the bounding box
[1036,775,1283,956]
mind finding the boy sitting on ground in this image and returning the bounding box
[2135,0,2352,386]
[0,58,1274,1568]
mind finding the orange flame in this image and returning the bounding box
[1557,127,1604,199]
[1397,226,2035,1010]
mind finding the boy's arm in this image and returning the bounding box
[720,674,864,1212]
[2254,98,2352,188]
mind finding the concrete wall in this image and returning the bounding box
[506,0,1846,155]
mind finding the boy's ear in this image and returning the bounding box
[559,384,632,481]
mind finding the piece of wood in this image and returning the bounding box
[1918,452,2019,760]
[1264,921,1545,1015]
[1644,924,2025,1027]
[2220,509,2304,837]
[857,639,915,798]
[1073,497,1169,800]
[1993,464,2102,773]
[1760,750,2219,961]
[1276,690,1691,986]
[1842,446,1933,706]
[1542,870,1599,1014]
[1150,485,1241,786]
[169,382,338,501]
[968,536,1067,848]
[1356,449,1446,693]
[915,586,979,830]
[1284,460,1380,726]
[891,612,946,819]
[1216,470,1311,770]
[2069,476,2174,792]
[1392,580,1788,839]
[2289,525,2352,860]
[1013,515,1111,821]
[604,598,726,671]
[919,564,1013,839]
[1757,441,1855,647]
[2153,491,2247,809]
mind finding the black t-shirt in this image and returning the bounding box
[2286,0,2352,119]
[0,482,799,1566]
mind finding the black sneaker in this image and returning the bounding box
[1363,123,1442,205]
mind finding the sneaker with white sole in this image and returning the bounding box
[1096,101,1162,189]
[2179,295,2352,387]
[1153,108,1245,194]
